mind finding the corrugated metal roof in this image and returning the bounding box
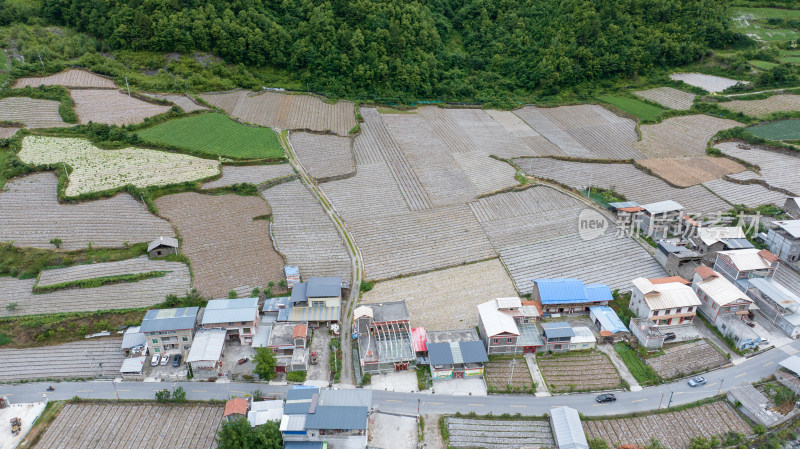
[748,278,800,305]
[780,355,800,376]
[570,327,596,344]
[411,327,427,352]
[306,277,342,297]
[263,296,290,312]
[495,297,522,309]
[304,406,368,430]
[248,408,283,426]
[283,442,323,449]
[534,279,611,305]
[289,305,340,322]
[477,299,519,338]
[428,342,454,365]
[774,220,800,239]
[697,226,745,246]
[279,414,307,432]
[119,356,145,374]
[429,340,489,366]
[541,322,575,339]
[251,400,284,412]
[642,200,683,215]
[697,274,751,306]
[202,298,259,325]
[589,306,628,334]
[290,282,308,304]
[632,277,701,310]
[318,389,372,408]
[121,326,145,349]
[147,236,178,252]
[353,305,373,320]
[186,329,226,363]
[608,201,641,210]
[719,249,773,271]
[140,307,199,333]
[723,238,754,250]
[550,406,589,449]
[585,284,613,302]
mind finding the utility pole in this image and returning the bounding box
[667,391,674,408]
[112,381,119,401]
[718,379,725,395]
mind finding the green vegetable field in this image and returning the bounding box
[137,113,284,159]
[597,95,665,121]
[613,342,661,386]
[746,119,800,141]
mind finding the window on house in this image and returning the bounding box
[229,322,234,326]
[507,338,513,343]
[241,322,247,325]
[182,337,188,342]
[712,303,718,310]
[154,347,160,352]
[493,339,499,344]
[244,328,251,334]
[152,339,158,344]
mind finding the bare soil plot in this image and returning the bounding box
[359,259,516,330]
[0,127,19,138]
[347,204,496,280]
[260,180,351,279]
[156,192,283,298]
[0,97,69,128]
[537,351,622,392]
[515,158,730,215]
[13,69,116,89]
[0,262,190,317]
[417,106,481,153]
[0,339,126,381]
[446,108,538,158]
[484,357,535,391]
[634,87,696,110]
[670,72,748,93]
[0,172,175,250]
[645,340,727,379]
[486,110,564,156]
[638,157,745,187]
[703,178,787,207]
[141,92,207,112]
[36,256,180,287]
[200,90,356,136]
[19,136,220,197]
[447,417,554,449]
[500,232,667,294]
[583,401,752,449]
[452,151,518,195]
[321,162,411,220]
[634,115,741,158]
[71,89,171,125]
[35,403,223,449]
[715,141,800,195]
[720,94,800,118]
[201,164,294,189]
[289,131,354,180]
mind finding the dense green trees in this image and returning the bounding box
[215,418,282,449]
[30,0,732,100]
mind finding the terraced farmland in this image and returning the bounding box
[348,205,496,280]
[36,256,180,288]
[35,403,223,449]
[721,94,800,118]
[156,192,284,298]
[703,178,787,207]
[485,109,564,156]
[637,157,745,187]
[715,142,800,195]
[321,163,411,220]
[515,158,730,214]
[447,417,554,449]
[0,97,69,128]
[19,136,220,196]
[0,172,175,250]
[634,87,696,110]
[200,90,356,136]
[417,106,481,153]
[141,92,208,112]
[12,69,116,88]
[201,164,294,189]
[537,351,622,392]
[71,89,170,125]
[634,115,741,158]
[289,131,354,179]
[500,232,667,294]
[747,119,800,141]
[670,72,747,93]
[445,108,537,158]
[645,340,727,379]
[0,339,126,381]
[261,180,351,279]
[359,259,517,330]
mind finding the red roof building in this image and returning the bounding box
[411,327,427,353]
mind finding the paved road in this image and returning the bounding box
[4,340,798,417]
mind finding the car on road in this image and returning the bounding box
[663,332,677,342]
[150,354,160,366]
[596,393,616,403]
[688,376,707,387]
[160,354,170,366]
[172,354,182,367]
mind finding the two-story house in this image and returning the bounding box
[640,200,683,238]
[690,226,752,263]
[531,279,612,315]
[288,277,343,325]
[630,277,701,326]
[139,306,199,356]
[540,322,575,352]
[354,301,416,374]
[280,388,372,448]
[607,201,644,226]
[713,249,780,290]
[692,266,753,326]
[765,220,800,263]
[477,297,543,355]
[200,298,259,345]
[745,277,800,338]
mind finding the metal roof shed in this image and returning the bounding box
[202,298,259,325]
[534,279,587,304]
[304,406,369,430]
[779,355,800,376]
[147,236,178,253]
[121,326,146,349]
[140,306,199,333]
[306,277,342,297]
[428,341,488,366]
[119,356,145,375]
[541,322,575,339]
[589,306,628,334]
[186,329,226,368]
[642,200,683,215]
[550,406,589,449]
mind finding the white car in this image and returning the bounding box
[160,353,170,366]
[150,354,161,366]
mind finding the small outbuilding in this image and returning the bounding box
[147,236,179,258]
[119,356,146,380]
[186,329,227,377]
[568,327,597,351]
[550,406,589,449]
[224,398,249,421]
[588,306,629,340]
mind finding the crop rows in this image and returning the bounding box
[260,180,351,279]
[19,136,220,196]
[515,107,596,158]
[0,172,175,250]
[703,178,787,207]
[670,72,747,93]
[201,164,294,189]
[417,106,481,153]
[0,126,19,138]
[515,158,730,214]
[156,192,284,298]
[537,352,622,391]
[452,151,518,195]
[71,89,171,125]
[35,403,223,449]
[141,92,208,113]
[634,115,741,158]
[447,418,554,449]
[347,204,496,280]
[13,69,116,88]
[484,358,535,389]
[0,97,69,128]
[289,131,354,179]
[0,339,126,381]
[485,110,564,156]
[583,401,751,449]
[500,232,667,294]
[638,156,745,187]
[36,256,183,287]
[645,340,727,379]
[634,87,696,110]
[721,94,800,118]
[446,108,538,158]
[727,170,762,182]
[715,142,800,195]
[321,163,411,220]
[0,263,191,317]
[359,259,517,330]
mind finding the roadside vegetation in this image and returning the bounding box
[613,342,662,386]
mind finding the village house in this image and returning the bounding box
[745,277,800,338]
[147,236,178,258]
[692,266,753,326]
[248,400,284,427]
[713,249,781,290]
[630,318,666,349]
[690,226,752,262]
[354,301,416,374]
[630,277,701,326]
[541,322,574,352]
[568,327,597,350]
[588,306,629,342]
[224,398,249,422]
[785,197,800,219]
[119,356,146,381]
[139,306,199,356]
[656,241,703,281]
[640,200,684,239]
[426,329,488,380]
[201,298,260,345]
[765,220,800,263]
[607,201,644,226]
[477,297,544,355]
[280,387,372,448]
[267,323,309,373]
[288,277,343,325]
[186,328,226,377]
[531,279,612,315]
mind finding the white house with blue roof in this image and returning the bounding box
[288,277,343,325]
[139,306,199,356]
[531,279,612,315]
[201,297,260,345]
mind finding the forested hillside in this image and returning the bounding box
[30,0,732,100]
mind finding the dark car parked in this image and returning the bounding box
[172,353,182,367]
[663,332,677,342]
[596,393,616,403]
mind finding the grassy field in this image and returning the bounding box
[613,342,661,386]
[730,7,800,42]
[748,59,778,70]
[747,119,800,140]
[137,112,284,159]
[597,95,664,121]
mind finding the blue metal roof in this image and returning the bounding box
[139,307,199,333]
[262,296,290,312]
[540,322,575,339]
[427,342,454,365]
[284,442,324,449]
[428,341,489,366]
[585,284,613,302]
[533,279,611,305]
[290,282,308,304]
[306,277,342,297]
[304,406,368,430]
[288,387,319,398]
[589,306,628,334]
[202,298,258,325]
[723,238,755,250]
